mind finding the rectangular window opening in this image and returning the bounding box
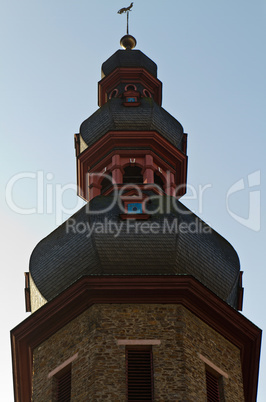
[53,364,72,402]
[206,366,225,402]
[126,346,154,402]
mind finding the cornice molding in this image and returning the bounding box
[98,67,162,107]
[11,275,261,402]
[76,130,187,201]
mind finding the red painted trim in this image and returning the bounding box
[123,89,140,106]
[98,67,162,106]
[109,89,119,99]
[120,213,150,220]
[125,84,137,91]
[76,131,187,201]
[102,184,164,197]
[11,276,261,402]
[143,89,152,98]
[123,101,141,107]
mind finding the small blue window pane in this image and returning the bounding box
[127,97,136,102]
[127,203,142,214]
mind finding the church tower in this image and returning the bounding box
[11,34,261,401]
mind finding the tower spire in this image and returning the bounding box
[10,23,261,402]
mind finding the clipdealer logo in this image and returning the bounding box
[226,171,261,231]
[65,216,212,238]
[5,170,261,231]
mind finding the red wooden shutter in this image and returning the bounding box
[56,368,71,402]
[126,348,153,401]
[206,370,220,402]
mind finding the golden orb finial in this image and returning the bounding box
[120,34,137,50]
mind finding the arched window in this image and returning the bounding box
[125,84,137,91]
[123,166,143,184]
[143,89,152,98]
[154,172,164,190]
[109,89,119,99]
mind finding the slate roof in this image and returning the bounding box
[30,196,241,309]
[80,97,184,150]
[101,49,158,78]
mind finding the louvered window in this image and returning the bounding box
[206,369,222,402]
[126,348,153,401]
[56,367,71,402]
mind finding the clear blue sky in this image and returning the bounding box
[1,1,265,400]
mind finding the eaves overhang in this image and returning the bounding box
[11,275,261,402]
[98,67,162,107]
[76,130,187,201]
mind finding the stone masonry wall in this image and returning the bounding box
[32,304,244,401]
[183,308,244,401]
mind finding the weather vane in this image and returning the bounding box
[117,2,134,35]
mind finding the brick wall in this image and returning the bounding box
[32,304,244,401]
